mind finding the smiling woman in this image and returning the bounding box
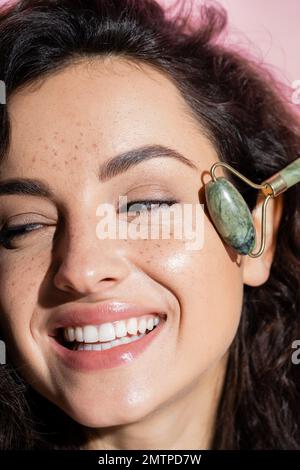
[0,0,299,451]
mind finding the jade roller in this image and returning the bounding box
[205,157,300,257]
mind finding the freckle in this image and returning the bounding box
[53,151,57,156]
[65,160,69,165]
[155,244,161,248]
[92,143,98,149]
[44,145,49,150]
[38,137,42,142]
[73,156,78,160]
[75,145,79,150]
[76,122,80,127]
[80,132,83,136]
[32,157,36,163]
[61,138,65,143]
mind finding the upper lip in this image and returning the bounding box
[48,301,167,336]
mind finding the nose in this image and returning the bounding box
[52,218,131,296]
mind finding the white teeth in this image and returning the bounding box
[63,314,163,343]
[75,333,146,351]
[147,317,154,331]
[138,318,147,334]
[67,327,75,342]
[75,327,83,342]
[110,338,122,348]
[98,322,116,342]
[83,325,98,343]
[126,317,138,335]
[120,336,131,344]
[101,341,112,350]
[114,320,127,338]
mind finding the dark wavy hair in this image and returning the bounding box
[0,0,299,450]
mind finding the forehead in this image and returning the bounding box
[3,57,216,176]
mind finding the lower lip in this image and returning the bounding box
[49,320,165,371]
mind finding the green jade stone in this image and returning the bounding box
[278,157,300,189]
[205,177,256,255]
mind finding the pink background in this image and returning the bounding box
[161,0,299,86]
[0,0,299,87]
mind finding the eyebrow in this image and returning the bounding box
[0,178,55,200]
[98,144,198,181]
[0,144,198,198]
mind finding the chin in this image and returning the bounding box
[57,391,155,429]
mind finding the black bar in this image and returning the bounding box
[0,450,299,468]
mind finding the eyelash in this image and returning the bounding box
[0,199,178,249]
[0,223,44,249]
[118,199,178,213]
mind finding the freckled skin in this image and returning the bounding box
[0,58,252,449]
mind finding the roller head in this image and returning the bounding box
[205,177,256,255]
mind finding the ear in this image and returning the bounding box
[241,191,284,286]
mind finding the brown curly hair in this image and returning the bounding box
[0,0,299,449]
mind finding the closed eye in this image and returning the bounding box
[118,199,179,214]
[0,223,51,249]
[0,200,179,248]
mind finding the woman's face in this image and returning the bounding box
[0,58,244,427]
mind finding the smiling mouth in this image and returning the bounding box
[54,313,166,352]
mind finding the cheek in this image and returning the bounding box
[134,220,243,375]
[0,249,55,392]
[178,250,243,371]
[0,249,50,347]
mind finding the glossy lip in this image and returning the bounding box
[49,316,166,371]
[48,301,167,335]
